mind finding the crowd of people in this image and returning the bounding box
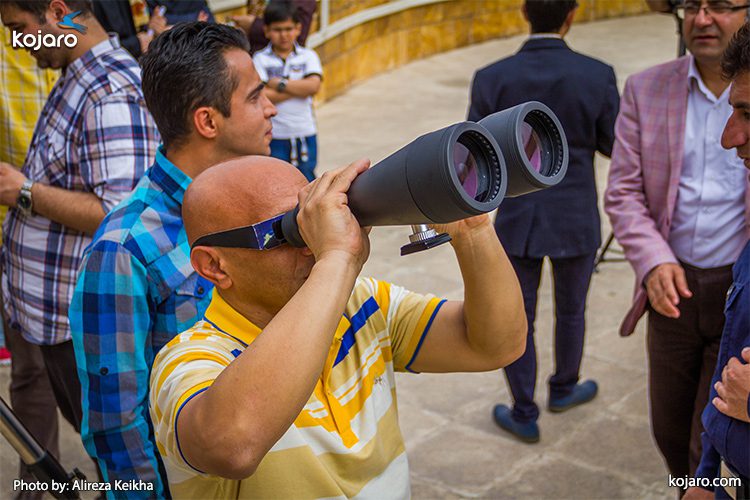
[0,0,748,499]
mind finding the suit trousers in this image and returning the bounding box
[504,252,596,423]
[646,261,732,480]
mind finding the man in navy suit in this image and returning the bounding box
[468,0,619,443]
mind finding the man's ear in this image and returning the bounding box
[565,7,578,28]
[47,0,71,23]
[191,247,233,290]
[262,24,271,39]
[192,107,219,141]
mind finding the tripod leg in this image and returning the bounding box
[594,232,616,271]
[0,396,82,499]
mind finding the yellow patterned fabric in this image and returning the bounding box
[150,277,446,499]
[0,29,57,234]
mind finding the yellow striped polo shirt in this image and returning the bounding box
[150,277,446,499]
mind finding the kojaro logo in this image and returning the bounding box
[12,11,85,51]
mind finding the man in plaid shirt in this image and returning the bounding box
[0,24,59,498]
[0,0,157,480]
[69,22,276,497]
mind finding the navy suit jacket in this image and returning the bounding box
[468,38,620,258]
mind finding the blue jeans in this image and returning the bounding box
[270,135,318,182]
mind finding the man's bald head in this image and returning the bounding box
[184,156,308,246]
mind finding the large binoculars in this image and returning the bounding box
[277,101,568,255]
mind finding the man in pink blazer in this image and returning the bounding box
[605,0,750,485]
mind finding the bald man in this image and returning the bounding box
[149,156,527,498]
[68,23,275,496]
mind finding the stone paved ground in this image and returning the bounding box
[1,12,680,499]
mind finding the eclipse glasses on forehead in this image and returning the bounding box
[193,101,569,256]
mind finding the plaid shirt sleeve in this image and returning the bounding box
[71,240,165,499]
[79,94,159,213]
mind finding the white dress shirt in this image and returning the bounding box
[668,57,748,268]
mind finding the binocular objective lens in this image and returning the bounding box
[521,121,543,174]
[453,142,479,199]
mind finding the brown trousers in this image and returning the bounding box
[3,319,60,500]
[646,261,733,481]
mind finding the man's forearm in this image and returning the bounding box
[31,183,106,235]
[183,254,361,478]
[283,77,320,98]
[267,77,320,99]
[264,87,293,104]
[452,224,526,364]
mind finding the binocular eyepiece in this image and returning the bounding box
[278,101,568,255]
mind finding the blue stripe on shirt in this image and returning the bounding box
[334,297,381,366]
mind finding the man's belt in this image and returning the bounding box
[721,459,750,500]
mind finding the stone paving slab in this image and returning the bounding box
[1,12,679,499]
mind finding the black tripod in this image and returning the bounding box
[595,8,686,272]
[0,396,85,499]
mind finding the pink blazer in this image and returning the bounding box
[604,56,750,336]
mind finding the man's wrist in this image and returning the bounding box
[449,221,497,251]
[16,178,34,213]
[315,250,364,271]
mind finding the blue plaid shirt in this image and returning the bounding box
[70,147,213,498]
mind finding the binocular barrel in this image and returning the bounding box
[479,101,568,197]
[347,121,506,226]
[278,101,568,248]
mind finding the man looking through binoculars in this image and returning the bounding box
[148,156,527,498]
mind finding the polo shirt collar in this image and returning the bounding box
[150,146,193,205]
[202,290,351,348]
[203,291,262,346]
[263,42,300,59]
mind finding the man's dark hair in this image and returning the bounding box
[524,0,578,33]
[140,22,250,150]
[263,1,300,26]
[0,0,92,21]
[722,22,750,80]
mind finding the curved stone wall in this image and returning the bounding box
[309,0,650,102]
[212,0,651,102]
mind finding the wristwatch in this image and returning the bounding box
[17,179,34,215]
[277,77,288,93]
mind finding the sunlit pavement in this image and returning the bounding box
[1,13,679,499]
